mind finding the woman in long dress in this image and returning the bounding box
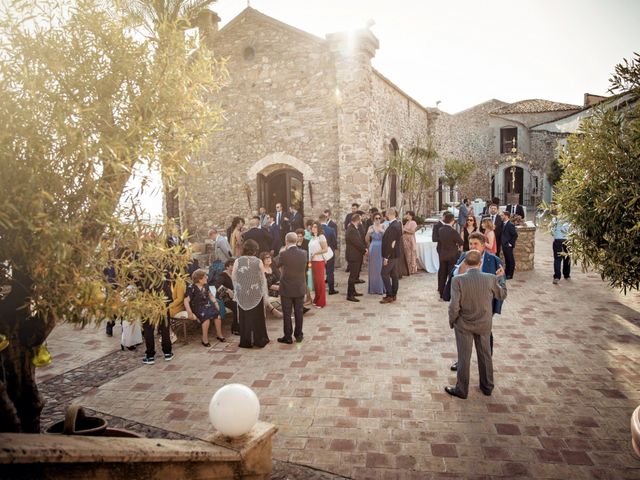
[402,211,418,275]
[308,221,329,308]
[366,213,386,294]
[232,239,269,349]
[461,215,478,251]
[229,217,245,258]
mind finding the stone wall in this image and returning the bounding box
[369,71,430,211]
[514,225,536,271]
[431,100,507,202]
[183,9,341,238]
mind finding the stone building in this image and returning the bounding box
[168,7,597,235]
[430,98,583,209]
[170,7,431,237]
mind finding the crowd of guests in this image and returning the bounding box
[114,195,570,408]
[121,203,423,358]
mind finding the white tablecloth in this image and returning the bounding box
[415,229,439,273]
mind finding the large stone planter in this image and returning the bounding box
[514,225,535,271]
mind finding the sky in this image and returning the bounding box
[211,0,640,113]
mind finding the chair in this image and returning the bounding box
[170,310,190,344]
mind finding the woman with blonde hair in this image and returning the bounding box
[481,218,497,254]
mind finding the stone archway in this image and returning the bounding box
[249,153,314,215]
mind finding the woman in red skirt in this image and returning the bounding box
[308,221,329,308]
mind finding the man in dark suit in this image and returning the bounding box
[289,206,303,232]
[500,211,518,279]
[264,214,281,255]
[345,214,367,302]
[274,232,308,344]
[445,250,507,399]
[343,203,360,231]
[505,202,525,218]
[320,214,339,295]
[432,212,447,243]
[242,217,272,254]
[437,212,463,299]
[274,203,289,245]
[380,207,402,304]
[323,209,339,248]
[481,203,503,255]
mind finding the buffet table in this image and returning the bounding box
[415,228,439,273]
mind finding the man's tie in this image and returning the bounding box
[511,205,516,215]
[492,214,496,224]
[277,212,280,225]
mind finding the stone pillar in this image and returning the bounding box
[514,225,536,271]
[326,28,379,226]
[195,9,221,50]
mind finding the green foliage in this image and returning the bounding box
[0,0,228,326]
[555,53,640,292]
[442,158,475,190]
[376,139,438,212]
[546,156,564,186]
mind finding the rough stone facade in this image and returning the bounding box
[175,7,583,238]
[431,102,581,209]
[178,7,429,239]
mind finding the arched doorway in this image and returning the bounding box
[258,168,304,216]
[503,166,524,204]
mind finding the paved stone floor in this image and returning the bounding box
[39,232,640,479]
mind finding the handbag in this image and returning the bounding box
[321,246,334,262]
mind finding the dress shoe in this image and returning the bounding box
[379,296,394,304]
[480,387,492,396]
[450,361,458,371]
[295,336,304,343]
[444,386,467,399]
[328,290,339,295]
[302,307,311,314]
[552,278,559,285]
[355,279,365,284]
[391,296,397,302]
[346,296,360,302]
[354,292,363,297]
[277,337,293,344]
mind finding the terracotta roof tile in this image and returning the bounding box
[491,99,581,115]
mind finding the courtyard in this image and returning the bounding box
[38,231,640,479]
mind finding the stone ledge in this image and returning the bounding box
[0,421,277,480]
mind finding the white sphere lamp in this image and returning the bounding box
[208,384,260,438]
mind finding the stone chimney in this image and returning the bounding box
[583,93,606,108]
[195,9,221,50]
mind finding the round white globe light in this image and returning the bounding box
[209,384,260,438]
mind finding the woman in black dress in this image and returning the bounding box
[260,252,283,318]
[184,268,223,347]
[215,259,239,335]
[231,240,269,348]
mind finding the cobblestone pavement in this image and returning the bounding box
[39,232,640,479]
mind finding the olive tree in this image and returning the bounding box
[554,53,640,292]
[0,0,227,431]
[442,158,476,202]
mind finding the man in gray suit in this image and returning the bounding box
[273,232,308,344]
[445,250,507,399]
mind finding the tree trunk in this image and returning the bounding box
[0,270,54,433]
